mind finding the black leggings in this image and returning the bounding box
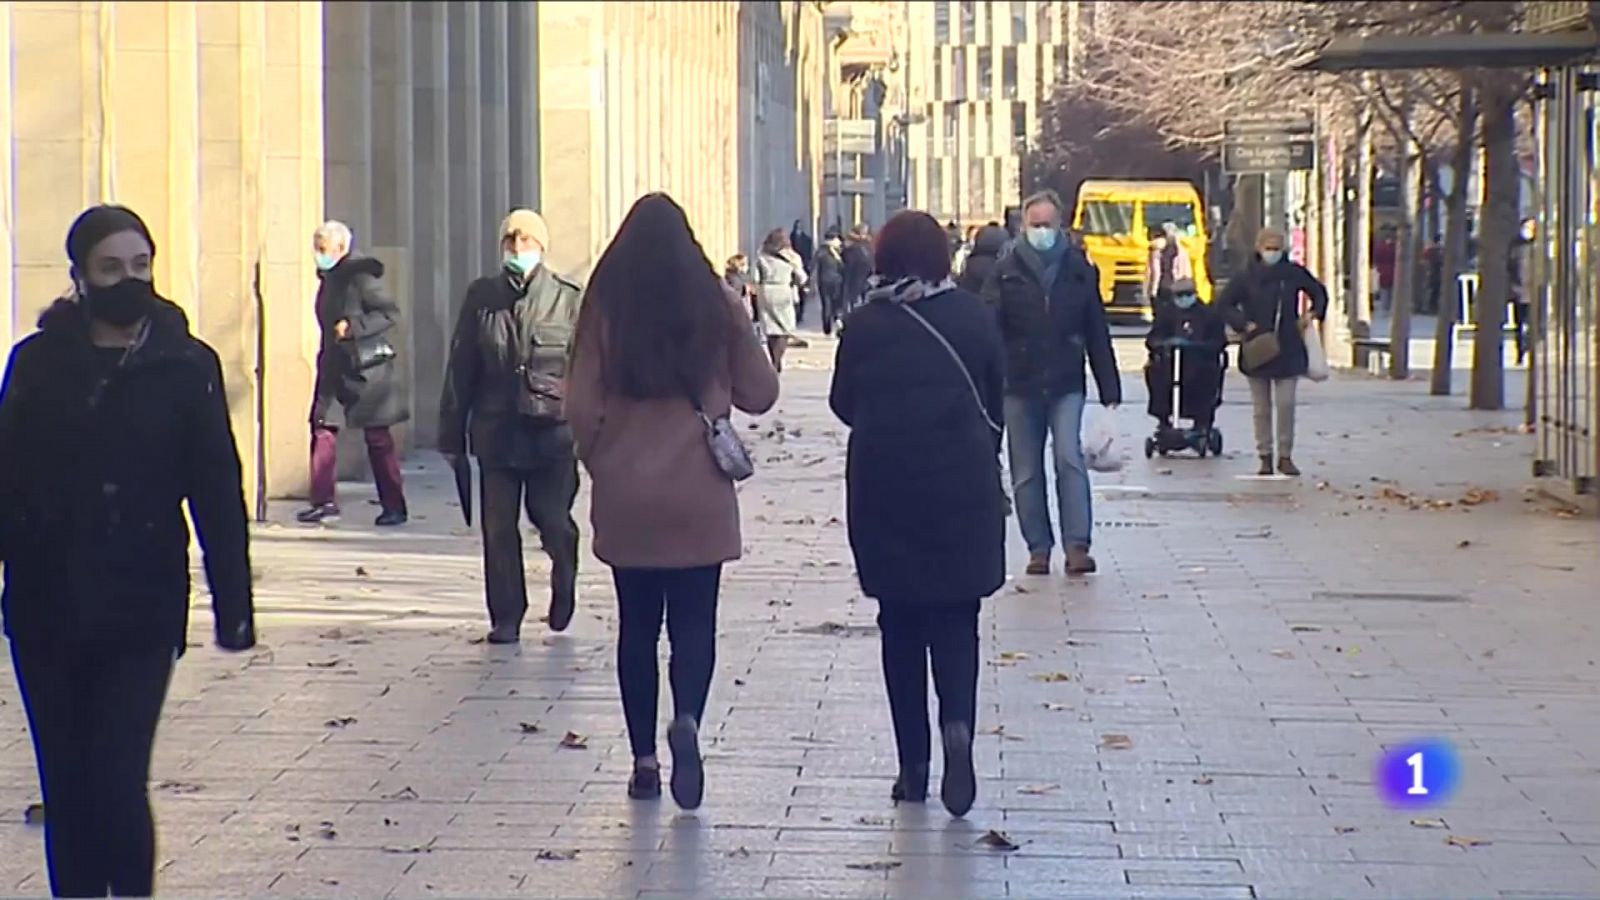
[613,565,722,760]
[11,641,174,898]
[877,600,981,768]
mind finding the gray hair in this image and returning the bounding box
[1022,190,1064,215]
[313,220,353,249]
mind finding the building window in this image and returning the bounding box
[935,1,950,44]
[1002,46,1017,100]
[1012,101,1027,142]
[952,47,967,101]
[944,103,959,156]
[960,0,976,43]
[977,47,992,100]
[1037,2,1057,43]
[969,158,987,219]
[934,50,944,101]
[967,103,978,157]
[1056,42,1070,82]
[929,160,945,218]
[994,157,1006,211]
[1012,0,1027,42]
[1037,44,1049,100]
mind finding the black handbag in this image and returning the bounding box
[345,333,397,371]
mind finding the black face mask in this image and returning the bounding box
[83,277,156,327]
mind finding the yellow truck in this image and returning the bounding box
[1071,179,1213,317]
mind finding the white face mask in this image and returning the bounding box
[1026,227,1059,251]
[1260,249,1284,265]
[1174,293,1198,309]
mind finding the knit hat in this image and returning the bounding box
[65,204,155,267]
[500,208,550,251]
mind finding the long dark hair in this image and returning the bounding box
[575,193,731,399]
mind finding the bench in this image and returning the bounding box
[1353,337,1393,375]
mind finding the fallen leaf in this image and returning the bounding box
[855,815,891,826]
[1064,639,1096,647]
[999,651,1032,661]
[1334,825,1359,835]
[1456,539,1472,548]
[306,659,343,668]
[1142,592,1169,600]
[1289,624,1323,633]
[381,786,419,801]
[976,830,1021,852]
[1481,649,1496,660]
[355,566,370,577]
[1349,671,1370,679]
[1126,675,1148,684]
[536,849,579,861]
[518,722,542,734]
[1192,775,1214,785]
[382,844,431,855]
[1270,649,1296,659]
[23,803,44,825]
[845,860,902,871]
[726,846,752,858]
[1410,817,1447,829]
[1100,733,1134,751]
[1018,783,1060,795]
[317,821,338,840]
[559,731,589,750]
[1012,584,1031,594]
[1446,835,1491,848]
[1031,672,1071,683]
[325,716,357,729]
[1041,702,1073,712]
[155,781,204,795]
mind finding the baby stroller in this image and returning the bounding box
[1142,282,1227,459]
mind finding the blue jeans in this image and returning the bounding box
[1004,392,1092,554]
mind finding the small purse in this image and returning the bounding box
[346,333,397,371]
[1239,283,1284,372]
[682,372,755,482]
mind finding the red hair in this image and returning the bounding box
[872,211,952,282]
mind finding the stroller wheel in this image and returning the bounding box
[1143,437,1156,459]
[1208,429,1224,455]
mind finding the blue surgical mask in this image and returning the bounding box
[1174,293,1198,309]
[1026,227,1059,251]
[1260,250,1284,265]
[314,252,338,272]
[505,249,542,275]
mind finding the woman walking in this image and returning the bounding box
[565,193,779,810]
[297,220,410,526]
[828,211,1007,817]
[1218,228,1329,477]
[755,228,807,372]
[0,205,256,896]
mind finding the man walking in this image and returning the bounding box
[814,227,846,335]
[981,191,1120,576]
[440,209,583,643]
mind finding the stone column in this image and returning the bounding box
[0,2,15,351]
[411,2,452,446]
[536,2,602,276]
[321,2,373,243]
[446,2,483,298]
[370,1,420,446]
[507,1,540,209]
[479,2,511,274]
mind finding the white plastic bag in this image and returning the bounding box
[1303,318,1329,382]
[1082,406,1124,473]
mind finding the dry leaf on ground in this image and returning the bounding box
[1018,783,1060,795]
[1270,649,1296,659]
[1334,825,1359,835]
[23,803,44,825]
[156,781,204,795]
[316,821,338,839]
[1409,817,1447,829]
[1192,775,1214,785]
[1126,675,1147,684]
[559,732,589,750]
[324,716,357,729]
[536,849,579,861]
[1289,624,1322,633]
[1100,733,1134,751]
[518,722,542,734]
[845,860,902,871]
[1041,702,1073,712]
[1446,835,1491,847]
[381,786,419,801]
[1031,672,1071,683]
[999,651,1032,661]
[355,567,370,577]
[976,830,1021,852]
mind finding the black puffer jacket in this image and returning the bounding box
[0,298,254,652]
[1217,257,1329,380]
[981,239,1122,404]
[957,225,1010,295]
[312,254,409,429]
[439,265,584,465]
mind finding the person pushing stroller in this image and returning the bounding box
[1143,279,1227,458]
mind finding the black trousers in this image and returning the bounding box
[481,459,580,633]
[819,280,844,335]
[11,641,174,898]
[1145,346,1222,427]
[612,565,722,760]
[876,599,981,769]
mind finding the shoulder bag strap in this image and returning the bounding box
[898,304,1002,435]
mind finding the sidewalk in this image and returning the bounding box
[0,338,1596,899]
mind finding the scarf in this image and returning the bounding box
[862,275,957,305]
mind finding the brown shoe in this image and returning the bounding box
[1025,553,1050,575]
[1277,457,1301,477]
[1257,456,1275,476]
[1065,545,1097,575]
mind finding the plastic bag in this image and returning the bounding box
[1303,318,1329,382]
[1082,406,1124,473]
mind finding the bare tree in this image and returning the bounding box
[1430,82,1477,396]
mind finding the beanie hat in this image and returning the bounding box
[499,209,550,251]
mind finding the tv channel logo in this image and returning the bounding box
[1374,739,1460,809]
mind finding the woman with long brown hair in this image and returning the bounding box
[565,193,779,810]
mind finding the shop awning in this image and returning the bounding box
[1294,31,1600,72]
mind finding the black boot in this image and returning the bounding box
[891,763,929,804]
[940,722,976,817]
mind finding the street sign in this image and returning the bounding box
[825,118,877,155]
[823,176,876,196]
[1224,114,1314,137]
[1222,139,1315,173]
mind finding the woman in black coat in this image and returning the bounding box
[1217,228,1328,477]
[0,205,256,897]
[299,220,411,525]
[828,211,1007,818]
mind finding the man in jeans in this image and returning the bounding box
[981,191,1120,576]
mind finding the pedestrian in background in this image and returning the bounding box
[439,209,583,644]
[1509,218,1535,365]
[297,220,411,526]
[1217,227,1329,477]
[1144,221,1193,311]
[755,228,807,372]
[841,223,875,315]
[0,204,256,898]
[829,210,1006,818]
[723,253,763,343]
[956,224,1009,296]
[789,218,815,279]
[981,190,1121,577]
[814,228,847,336]
[565,192,779,810]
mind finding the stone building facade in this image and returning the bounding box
[0,1,825,505]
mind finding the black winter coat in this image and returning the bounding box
[981,239,1122,404]
[312,255,410,429]
[814,245,845,291]
[439,265,584,466]
[829,288,1007,605]
[957,225,1010,295]
[1217,258,1329,380]
[842,241,874,303]
[0,298,254,652]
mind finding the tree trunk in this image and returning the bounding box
[1387,79,1419,380]
[1471,75,1518,410]
[1431,84,1477,396]
[1350,102,1375,366]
